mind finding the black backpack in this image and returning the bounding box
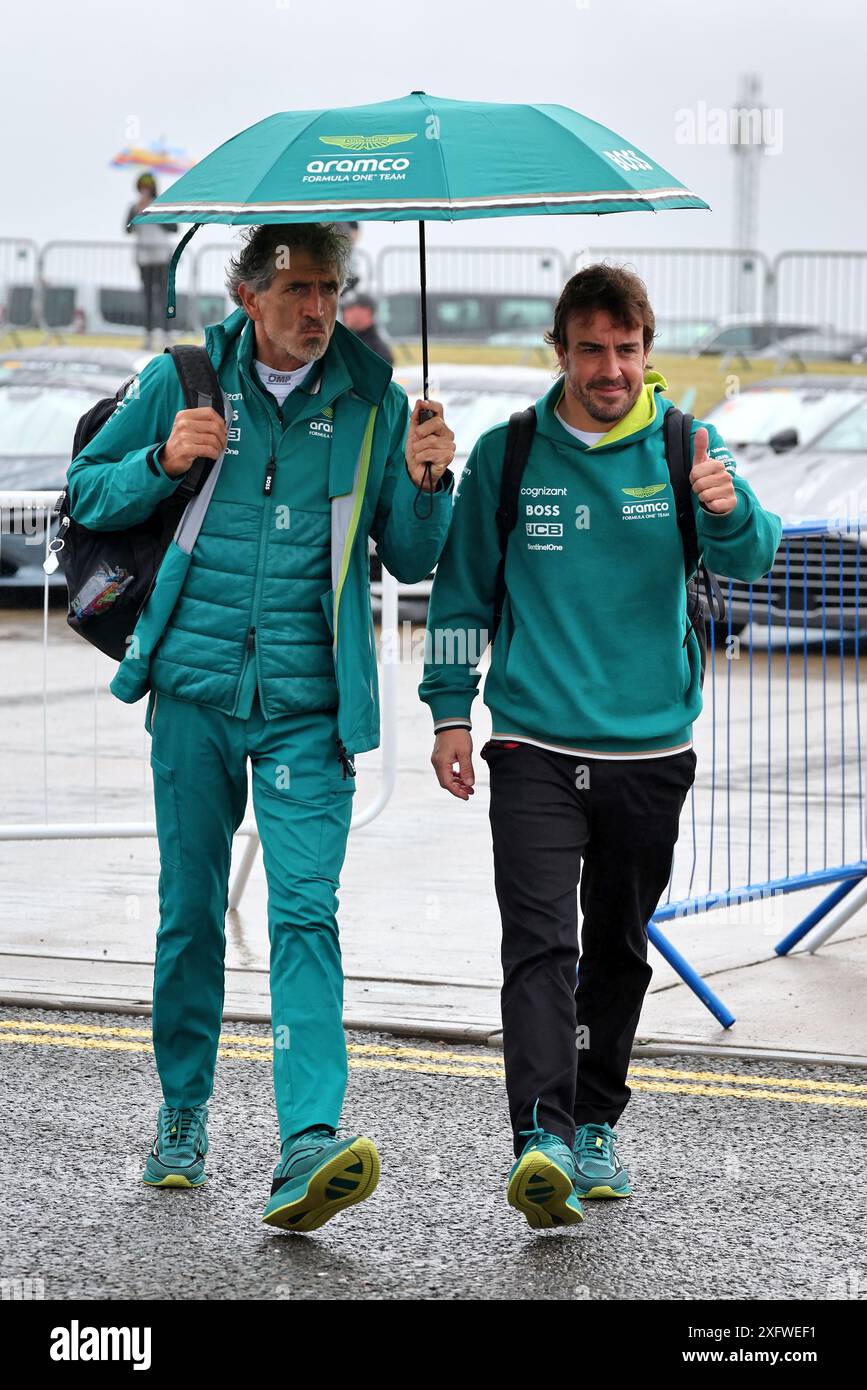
[492,404,727,686]
[45,346,223,661]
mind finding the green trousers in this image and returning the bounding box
[145,687,355,1145]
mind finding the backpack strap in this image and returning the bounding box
[492,405,536,642]
[663,405,727,640]
[663,405,698,577]
[164,344,225,502]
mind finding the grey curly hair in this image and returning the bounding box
[225,223,352,306]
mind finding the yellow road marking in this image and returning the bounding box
[0,1021,865,1107]
[0,1020,502,1065]
[1,1019,866,1088]
[628,1063,867,1093]
[628,1079,867,1108]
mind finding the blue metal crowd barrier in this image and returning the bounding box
[649,519,866,1025]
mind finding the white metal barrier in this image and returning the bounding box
[0,492,401,897]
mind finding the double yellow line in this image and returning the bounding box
[1,1018,865,1108]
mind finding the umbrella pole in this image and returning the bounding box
[418,220,431,410]
[414,219,435,517]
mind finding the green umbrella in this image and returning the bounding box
[135,91,708,403]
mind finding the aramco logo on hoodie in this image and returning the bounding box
[621,483,671,520]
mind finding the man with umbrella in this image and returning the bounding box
[66,221,456,1232]
[420,263,782,1229]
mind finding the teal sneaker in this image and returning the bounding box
[142,1103,209,1188]
[507,1102,585,1230]
[261,1126,380,1233]
[572,1122,632,1198]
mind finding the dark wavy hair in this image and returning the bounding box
[545,263,656,365]
[225,223,352,306]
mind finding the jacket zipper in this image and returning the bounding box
[240,367,358,776]
[243,405,279,717]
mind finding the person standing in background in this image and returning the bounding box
[341,292,394,366]
[124,173,177,350]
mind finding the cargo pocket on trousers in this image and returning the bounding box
[313,781,355,883]
[256,779,355,883]
[150,754,182,869]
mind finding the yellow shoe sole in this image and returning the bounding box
[262,1138,380,1233]
[142,1171,205,1188]
[507,1151,585,1230]
[575,1184,631,1199]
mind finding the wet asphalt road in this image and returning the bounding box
[1,1004,865,1303]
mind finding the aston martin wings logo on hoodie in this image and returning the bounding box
[622,483,668,499]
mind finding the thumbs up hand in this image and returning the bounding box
[689,426,737,515]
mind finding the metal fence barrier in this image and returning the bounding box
[768,251,867,337]
[36,240,199,338]
[0,491,400,907]
[2,493,865,1026]
[9,235,867,349]
[376,244,567,296]
[575,245,770,326]
[651,519,866,1024]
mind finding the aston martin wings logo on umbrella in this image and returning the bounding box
[318,133,417,151]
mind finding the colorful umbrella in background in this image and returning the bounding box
[132,91,709,401]
[110,136,195,177]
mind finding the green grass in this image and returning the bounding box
[5,328,866,420]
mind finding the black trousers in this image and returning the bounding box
[140,262,170,333]
[480,738,697,1155]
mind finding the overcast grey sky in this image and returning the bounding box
[2,0,861,263]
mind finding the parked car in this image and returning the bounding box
[703,376,867,636]
[703,375,867,464]
[380,291,556,345]
[754,327,867,366]
[370,363,554,608]
[690,317,819,357]
[0,282,229,339]
[651,318,717,354]
[0,349,146,593]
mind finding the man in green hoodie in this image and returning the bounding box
[419,264,782,1229]
[66,222,456,1233]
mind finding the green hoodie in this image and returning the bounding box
[418,372,783,757]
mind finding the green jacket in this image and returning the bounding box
[418,372,783,755]
[66,309,455,754]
